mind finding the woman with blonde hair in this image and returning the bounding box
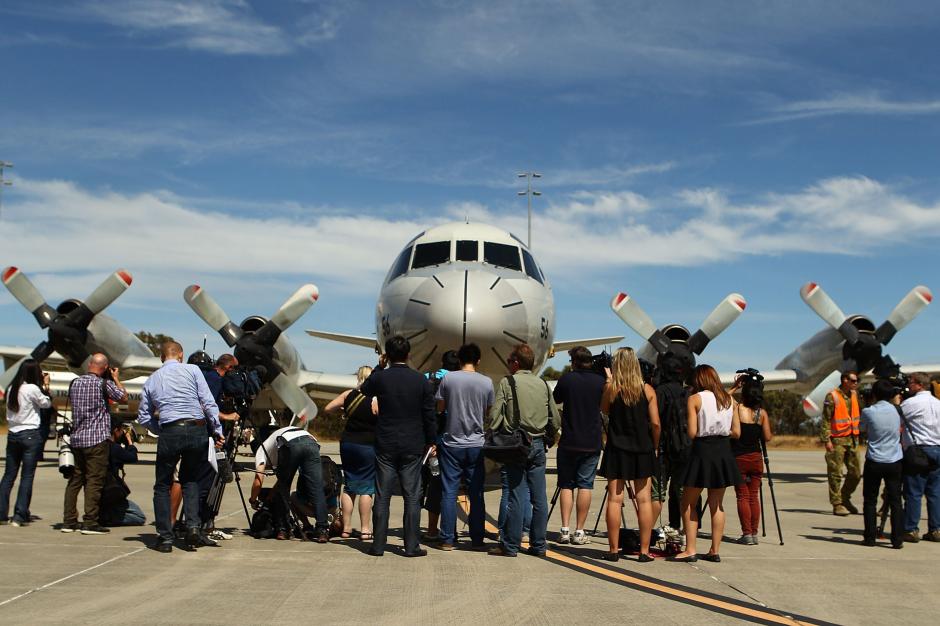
[325,365,378,539]
[672,364,741,563]
[598,347,660,562]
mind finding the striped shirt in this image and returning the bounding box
[69,374,127,448]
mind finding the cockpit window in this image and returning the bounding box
[483,242,521,271]
[411,241,451,269]
[456,240,478,262]
[387,246,412,283]
[521,249,543,284]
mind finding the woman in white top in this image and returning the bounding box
[1,359,51,526]
[671,364,741,563]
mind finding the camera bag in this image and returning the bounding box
[896,406,939,475]
[483,375,532,465]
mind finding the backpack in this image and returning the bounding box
[321,455,343,500]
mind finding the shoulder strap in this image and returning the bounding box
[895,404,919,446]
[346,390,367,416]
[505,375,520,430]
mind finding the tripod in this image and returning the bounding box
[204,411,254,530]
[758,436,784,545]
[590,480,637,536]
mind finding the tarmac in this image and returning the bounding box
[0,439,936,625]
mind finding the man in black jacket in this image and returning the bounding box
[99,421,146,527]
[360,335,437,557]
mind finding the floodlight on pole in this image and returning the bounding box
[0,161,12,220]
[517,171,542,248]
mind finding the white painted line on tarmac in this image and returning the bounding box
[0,547,145,608]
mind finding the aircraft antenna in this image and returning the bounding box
[202,334,207,351]
[517,171,541,248]
[0,161,12,220]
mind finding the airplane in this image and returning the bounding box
[1,221,625,424]
[609,282,939,417]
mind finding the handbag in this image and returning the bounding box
[896,406,939,476]
[99,468,131,508]
[483,375,532,465]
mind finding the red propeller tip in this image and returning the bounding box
[734,299,747,310]
[117,270,133,286]
[919,289,933,304]
[802,399,815,411]
[614,292,628,307]
[2,267,18,283]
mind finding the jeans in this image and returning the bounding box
[63,440,110,526]
[100,499,147,526]
[372,451,423,555]
[501,439,548,555]
[439,445,486,544]
[864,458,903,545]
[153,424,206,542]
[278,437,328,531]
[734,452,763,536]
[903,445,940,533]
[499,465,532,536]
[0,429,44,523]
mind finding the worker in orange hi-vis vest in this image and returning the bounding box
[820,371,863,516]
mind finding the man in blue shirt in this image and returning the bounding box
[138,341,222,553]
[859,379,904,548]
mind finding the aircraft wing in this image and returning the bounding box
[295,370,361,401]
[552,336,624,354]
[0,346,72,372]
[305,330,378,350]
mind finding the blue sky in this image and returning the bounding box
[1,0,938,378]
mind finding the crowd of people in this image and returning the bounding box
[1,337,939,563]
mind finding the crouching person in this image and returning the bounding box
[99,420,146,527]
[250,426,330,543]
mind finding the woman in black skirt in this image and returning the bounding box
[672,364,741,563]
[599,347,660,562]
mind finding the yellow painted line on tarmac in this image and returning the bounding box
[458,499,825,626]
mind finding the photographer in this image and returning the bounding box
[859,379,904,548]
[731,369,773,545]
[63,353,127,535]
[98,420,146,527]
[900,372,940,543]
[552,346,605,546]
[651,354,694,536]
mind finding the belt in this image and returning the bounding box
[163,419,206,429]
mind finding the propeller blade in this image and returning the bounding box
[875,285,933,345]
[269,372,318,425]
[800,282,858,344]
[688,293,747,355]
[183,285,243,347]
[83,269,133,314]
[801,370,843,418]
[610,292,671,355]
[270,284,319,332]
[2,266,57,328]
[0,356,29,397]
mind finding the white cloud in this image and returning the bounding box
[4,175,940,308]
[78,0,292,55]
[748,93,940,125]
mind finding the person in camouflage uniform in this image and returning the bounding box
[821,371,863,516]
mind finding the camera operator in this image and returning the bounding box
[98,420,146,527]
[551,346,605,546]
[820,371,863,517]
[250,425,331,543]
[730,370,773,545]
[858,379,905,548]
[650,354,694,536]
[900,372,940,543]
[62,353,127,535]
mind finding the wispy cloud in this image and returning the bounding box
[747,93,940,125]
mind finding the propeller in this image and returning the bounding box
[800,282,933,375]
[183,283,319,424]
[800,370,843,418]
[0,267,133,392]
[610,291,747,357]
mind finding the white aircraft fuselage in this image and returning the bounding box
[374,222,555,380]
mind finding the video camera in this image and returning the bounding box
[219,366,263,416]
[735,367,765,389]
[592,351,612,376]
[736,367,765,408]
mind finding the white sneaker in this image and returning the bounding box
[209,529,233,541]
[572,529,588,545]
[558,527,571,544]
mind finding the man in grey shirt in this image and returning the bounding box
[434,343,494,550]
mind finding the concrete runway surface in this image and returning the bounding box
[0,439,936,625]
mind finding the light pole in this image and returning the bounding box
[517,171,541,248]
[0,161,12,220]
